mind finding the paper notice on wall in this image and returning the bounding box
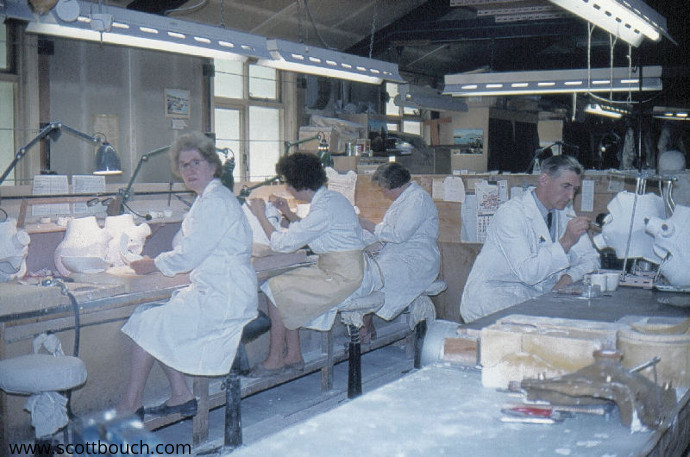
[580,179,595,212]
[460,194,478,243]
[607,176,625,193]
[72,175,106,215]
[498,180,508,203]
[432,178,445,200]
[32,175,70,217]
[443,176,465,202]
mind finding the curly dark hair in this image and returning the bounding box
[276,152,327,191]
[371,162,411,190]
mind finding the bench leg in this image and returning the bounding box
[347,325,362,399]
[192,377,209,446]
[321,329,334,392]
[224,369,242,449]
[413,319,428,369]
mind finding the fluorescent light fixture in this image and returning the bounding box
[259,39,405,85]
[584,103,631,118]
[548,0,670,47]
[653,106,690,121]
[443,66,662,96]
[394,84,468,112]
[5,0,270,61]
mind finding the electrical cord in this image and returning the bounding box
[122,201,152,221]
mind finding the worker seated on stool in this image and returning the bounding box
[358,163,441,344]
[117,132,258,418]
[247,153,377,375]
[460,155,599,323]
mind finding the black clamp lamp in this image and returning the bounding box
[0,121,121,187]
[108,145,236,217]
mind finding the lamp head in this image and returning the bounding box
[93,141,122,175]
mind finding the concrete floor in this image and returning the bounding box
[156,341,414,455]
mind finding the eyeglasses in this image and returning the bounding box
[178,159,206,172]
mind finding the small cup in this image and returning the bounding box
[590,273,608,292]
[605,272,620,292]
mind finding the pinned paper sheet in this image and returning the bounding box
[432,179,445,200]
[443,176,465,202]
[32,175,70,217]
[72,175,106,215]
[580,179,594,212]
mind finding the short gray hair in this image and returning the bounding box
[371,163,411,190]
[541,155,583,179]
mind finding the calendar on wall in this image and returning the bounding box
[475,180,499,243]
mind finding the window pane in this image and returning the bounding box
[387,122,399,132]
[249,65,277,100]
[0,81,15,185]
[403,120,422,136]
[214,108,242,181]
[214,59,243,99]
[0,23,7,71]
[249,106,280,181]
[385,83,400,117]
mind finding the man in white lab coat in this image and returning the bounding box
[460,155,599,323]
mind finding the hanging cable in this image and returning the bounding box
[303,0,335,49]
[164,0,210,16]
[368,0,378,59]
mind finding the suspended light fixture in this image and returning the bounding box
[653,106,689,122]
[259,39,405,85]
[394,84,468,112]
[547,0,671,47]
[443,66,661,97]
[584,103,631,119]
[5,0,271,61]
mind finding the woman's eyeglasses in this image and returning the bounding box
[179,159,205,171]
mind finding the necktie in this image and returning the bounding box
[546,211,554,241]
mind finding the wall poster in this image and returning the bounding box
[453,128,484,154]
[165,89,190,119]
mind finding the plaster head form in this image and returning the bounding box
[593,191,665,263]
[54,216,111,276]
[103,214,151,266]
[646,205,690,287]
[0,219,31,282]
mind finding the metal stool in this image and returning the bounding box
[0,347,87,451]
[336,291,385,398]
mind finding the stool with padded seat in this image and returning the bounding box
[0,352,87,451]
[334,291,385,398]
[409,279,447,369]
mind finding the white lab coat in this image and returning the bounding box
[460,190,599,323]
[365,182,440,320]
[122,179,258,376]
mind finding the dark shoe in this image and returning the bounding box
[145,398,197,417]
[135,407,145,422]
[284,361,305,372]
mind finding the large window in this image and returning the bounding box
[0,24,15,185]
[213,60,282,181]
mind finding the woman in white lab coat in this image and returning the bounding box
[247,152,367,374]
[117,132,257,418]
[460,155,599,323]
[359,163,440,343]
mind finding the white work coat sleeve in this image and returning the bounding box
[491,209,570,286]
[269,203,329,253]
[155,193,231,276]
[374,191,426,244]
[564,233,600,282]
